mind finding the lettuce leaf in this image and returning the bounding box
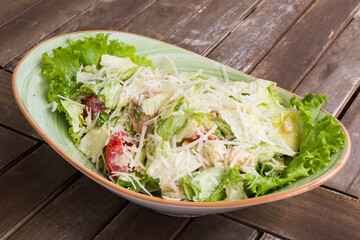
[156,113,188,141]
[244,94,347,196]
[282,94,346,179]
[78,126,109,159]
[181,167,227,202]
[116,171,160,194]
[208,167,246,202]
[42,33,153,103]
[181,167,247,202]
[42,34,153,145]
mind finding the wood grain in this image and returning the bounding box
[0,145,77,236]
[5,0,155,72]
[325,93,360,197]
[94,203,188,240]
[176,215,259,240]
[0,126,37,171]
[226,188,360,240]
[0,0,99,67]
[0,70,40,138]
[260,233,282,240]
[251,0,359,91]
[117,0,209,39]
[163,0,260,54]
[51,0,153,34]
[294,12,360,116]
[0,0,44,27]
[208,0,314,72]
[9,176,127,240]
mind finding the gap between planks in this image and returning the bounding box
[0,142,42,177]
[200,0,264,56]
[161,0,264,51]
[0,172,83,239]
[2,0,103,69]
[219,214,290,240]
[168,218,193,240]
[2,0,158,71]
[0,0,46,29]
[266,4,359,93]
[113,0,159,30]
[290,11,360,118]
[321,185,359,200]
[87,202,130,240]
[204,0,316,64]
[244,0,316,74]
[337,86,360,121]
[0,123,43,142]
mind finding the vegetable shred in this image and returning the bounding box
[41,34,346,202]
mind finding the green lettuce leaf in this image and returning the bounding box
[181,167,227,202]
[78,126,109,159]
[208,167,246,202]
[245,94,346,197]
[244,174,291,197]
[282,94,346,179]
[58,100,85,145]
[181,167,247,202]
[42,33,153,103]
[116,171,160,194]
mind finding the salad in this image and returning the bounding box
[42,34,346,202]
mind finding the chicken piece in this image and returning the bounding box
[129,104,153,133]
[202,141,227,166]
[228,146,255,167]
[129,92,159,134]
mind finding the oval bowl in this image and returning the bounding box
[13,31,351,217]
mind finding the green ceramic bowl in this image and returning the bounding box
[13,31,351,217]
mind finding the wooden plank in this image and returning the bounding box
[51,0,152,34]
[0,126,37,171]
[225,188,360,240]
[5,0,155,72]
[0,0,99,67]
[260,233,282,240]
[0,70,40,139]
[290,12,360,197]
[9,176,127,240]
[94,203,188,240]
[163,0,260,54]
[208,0,314,72]
[294,12,360,116]
[250,0,359,91]
[0,145,77,236]
[176,215,259,240]
[0,0,44,27]
[117,0,209,40]
[324,93,360,197]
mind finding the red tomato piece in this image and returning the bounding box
[185,134,218,142]
[106,132,132,176]
[83,94,106,119]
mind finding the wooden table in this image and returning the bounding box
[1,0,359,239]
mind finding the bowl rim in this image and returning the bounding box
[12,30,352,208]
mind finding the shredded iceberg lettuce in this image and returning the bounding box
[42,35,347,202]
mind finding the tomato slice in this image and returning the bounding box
[106,131,133,176]
[83,94,106,119]
[185,134,218,142]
